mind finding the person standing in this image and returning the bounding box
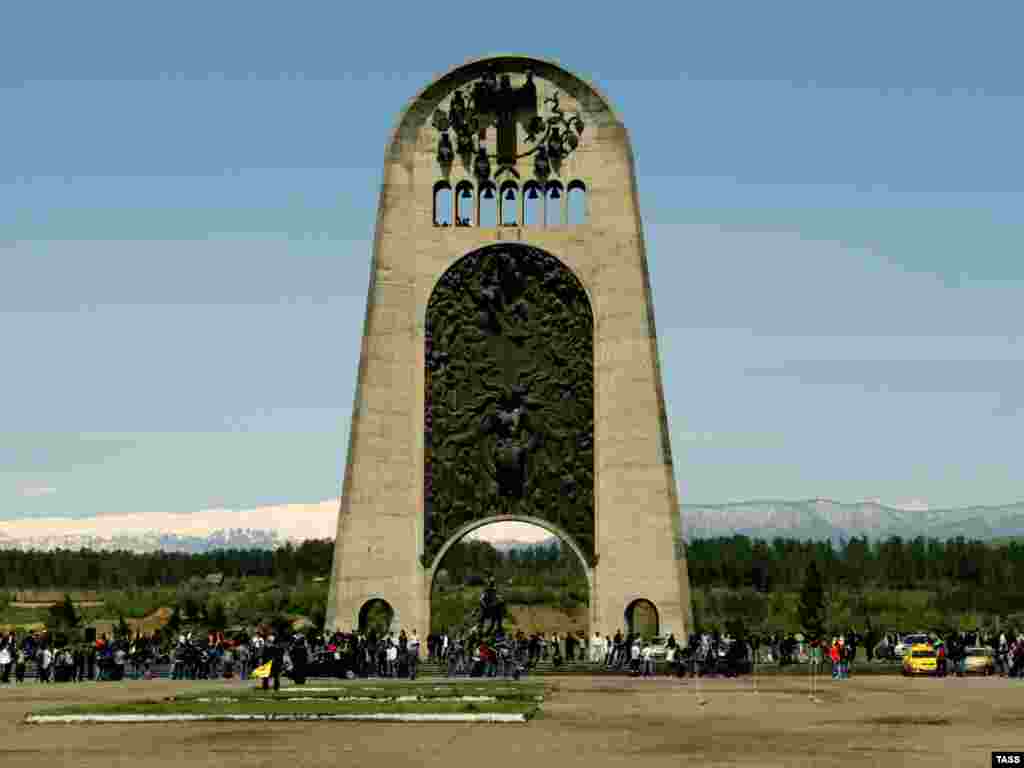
[386,637,398,678]
[641,643,655,677]
[628,639,640,676]
[551,634,563,670]
[0,641,11,683]
[14,646,27,685]
[39,645,53,683]
[397,630,408,678]
[261,635,283,692]
[85,643,95,682]
[290,635,308,685]
[114,644,127,681]
[75,645,86,683]
[238,641,251,681]
[809,637,823,678]
[407,630,420,680]
[446,636,460,678]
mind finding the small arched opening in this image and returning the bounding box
[478,182,498,227]
[499,181,519,226]
[429,519,591,648]
[523,181,543,226]
[545,181,564,226]
[567,181,587,225]
[433,182,452,227]
[455,181,474,227]
[358,598,395,637]
[625,598,659,640]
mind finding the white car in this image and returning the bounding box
[894,633,932,658]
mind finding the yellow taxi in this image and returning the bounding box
[902,643,938,676]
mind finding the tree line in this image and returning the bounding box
[686,535,1024,593]
[2,534,1023,595]
[0,539,336,590]
[0,538,570,591]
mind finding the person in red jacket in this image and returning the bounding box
[829,638,841,679]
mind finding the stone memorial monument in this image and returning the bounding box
[325,54,692,642]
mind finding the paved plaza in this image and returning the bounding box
[3,674,1022,767]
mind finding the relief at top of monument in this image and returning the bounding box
[430,66,586,182]
[424,244,594,567]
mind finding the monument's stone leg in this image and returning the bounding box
[326,55,692,641]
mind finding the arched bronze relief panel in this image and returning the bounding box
[424,244,594,565]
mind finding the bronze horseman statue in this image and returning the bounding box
[476,576,505,636]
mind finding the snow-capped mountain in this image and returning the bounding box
[0,499,339,553]
[0,527,288,554]
[680,498,1024,545]
[2,496,1023,554]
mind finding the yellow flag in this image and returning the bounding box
[251,660,273,679]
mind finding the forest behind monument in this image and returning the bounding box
[2,534,1023,638]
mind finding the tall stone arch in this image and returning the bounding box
[326,54,692,641]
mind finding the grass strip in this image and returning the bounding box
[33,698,538,718]
[207,685,543,703]
[28,713,529,723]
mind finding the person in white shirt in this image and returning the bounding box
[630,640,641,675]
[642,643,656,677]
[40,646,53,683]
[386,639,398,678]
[0,643,11,683]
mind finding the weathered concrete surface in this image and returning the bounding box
[3,676,1021,767]
[326,55,691,640]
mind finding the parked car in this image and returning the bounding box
[895,633,932,659]
[963,647,995,676]
[873,639,896,661]
[902,643,938,676]
[303,649,354,679]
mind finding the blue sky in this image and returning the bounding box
[3,3,1023,521]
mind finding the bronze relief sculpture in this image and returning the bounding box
[424,244,594,565]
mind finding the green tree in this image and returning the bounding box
[47,594,81,638]
[798,560,826,641]
[167,605,182,635]
[310,604,327,634]
[206,600,228,632]
[182,595,201,623]
[116,615,131,641]
[270,614,292,640]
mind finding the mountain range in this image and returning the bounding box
[680,498,1024,546]
[0,527,290,555]
[2,497,1023,554]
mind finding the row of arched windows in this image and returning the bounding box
[433,180,587,228]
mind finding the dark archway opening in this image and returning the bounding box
[358,598,394,637]
[625,599,659,640]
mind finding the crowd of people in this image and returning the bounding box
[3,625,1023,685]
